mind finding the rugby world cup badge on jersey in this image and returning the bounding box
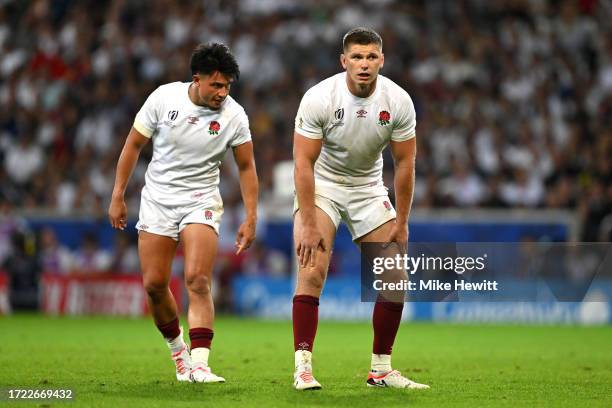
[162,110,179,127]
[332,108,345,127]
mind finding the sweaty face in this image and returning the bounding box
[341,43,384,90]
[193,71,232,109]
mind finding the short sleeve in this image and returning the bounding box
[133,88,161,138]
[294,89,327,139]
[391,94,416,142]
[231,110,252,147]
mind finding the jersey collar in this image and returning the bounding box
[341,72,381,106]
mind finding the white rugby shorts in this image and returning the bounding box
[294,179,396,240]
[136,189,223,240]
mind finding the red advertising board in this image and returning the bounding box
[41,273,183,316]
[0,272,9,314]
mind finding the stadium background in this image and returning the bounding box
[1,1,611,406]
[1,0,611,321]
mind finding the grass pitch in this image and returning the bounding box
[0,315,611,407]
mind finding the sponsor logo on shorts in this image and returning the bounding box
[357,109,367,118]
[139,224,149,230]
[204,210,213,220]
[383,201,392,211]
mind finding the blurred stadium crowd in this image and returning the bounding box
[1,0,612,287]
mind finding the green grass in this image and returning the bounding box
[0,315,611,407]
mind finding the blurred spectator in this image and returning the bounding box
[3,230,40,309]
[579,178,612,241]
[438,159,487,207]
[241,241,290,278]
[4,134,43,185]
[38,226,73,274]
[108,231,139,274]
[71,232,112,274]
[0,204,28,265]
[500,168,545,207]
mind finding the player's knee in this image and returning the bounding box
[143,278,168,301]
[301,267,326,291]
[185,274,211,296]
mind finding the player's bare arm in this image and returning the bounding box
[233,141,259,254]
[387,137,417,245]
[108,127,150,230]
[293,132,326,267]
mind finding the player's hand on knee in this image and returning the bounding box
[383,222,408,250]
[297,225,326,268]
[108,197,128,230]
[235,220,256,254]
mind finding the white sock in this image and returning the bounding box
[295,350,313,370]
[191,347,210,366]
[166,332,185,354]
[371,353,392,373]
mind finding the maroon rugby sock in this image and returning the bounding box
[189,327,214,350]
[156,317,180,340]
[293,295,319,352]
[372,300,404,355]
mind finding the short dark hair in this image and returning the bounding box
[190,43,240,80]
[342,27,383,52]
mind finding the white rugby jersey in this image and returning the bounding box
[295,72,415,186]
[133,82,251,206]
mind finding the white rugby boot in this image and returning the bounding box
[190,363,226,383]
[293,350,322,390]
[366,370,430,389]
[171,343,191,382]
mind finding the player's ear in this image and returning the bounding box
[380,52,384,69]
[340,53,347,70]
[192,74,200,86]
